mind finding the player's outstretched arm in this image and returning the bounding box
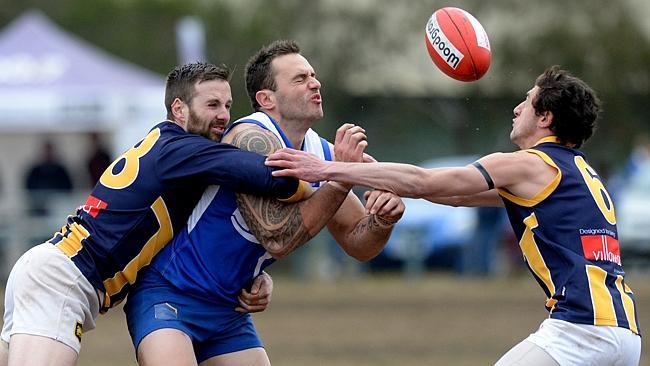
[267,149,551,206]
[266,149,491,198]
[223,124,350,259]
[423,190,504,207]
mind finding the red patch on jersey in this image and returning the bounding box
[81,195,107,218]
[581,235,621,265]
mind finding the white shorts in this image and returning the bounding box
[1,243,101,354]
[526,318,641,366]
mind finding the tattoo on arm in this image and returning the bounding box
[351,215,393,236]
[228,127,282,155]
[229,125,310,257]
[236,195,312,256]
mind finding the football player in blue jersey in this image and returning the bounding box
[125,40,405,366]
[0,62,320,366]
[267,66,641,366]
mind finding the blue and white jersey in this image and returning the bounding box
[145,112,333,306]
[231,112,333,188]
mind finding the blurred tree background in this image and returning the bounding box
[1,0,649,173]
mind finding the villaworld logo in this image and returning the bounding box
[581,234,621,266]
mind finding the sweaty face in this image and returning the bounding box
[186,79,232,141]
[510,86,542,148]
[270,53,323,124]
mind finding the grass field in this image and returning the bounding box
[3,272,649,365]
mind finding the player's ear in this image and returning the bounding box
[539,111,553,128]
[171,97,188,126]
[256,90,275,110]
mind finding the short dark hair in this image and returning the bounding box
[533,65,601,148]
[164,62,231,119]
[245,40,301,111]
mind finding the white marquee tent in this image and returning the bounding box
[0,10,166,260]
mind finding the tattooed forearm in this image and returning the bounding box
[229,128,282,155]
[236,194,313,258]
[351,214,394,236]
[373,214,397,228]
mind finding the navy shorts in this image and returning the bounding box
[124,269,263,363]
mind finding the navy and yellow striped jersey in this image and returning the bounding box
[498,136,640,335]
[46,121,299,312]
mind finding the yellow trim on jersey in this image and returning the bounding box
[533,136,561,145]
[497,149,562,207]
[278,180,309,203]
[545,298,558,311]
[102,196,173,305]
[55,223,90,257]
[586,265,618,326]
[615,277,639,334]
[519,213,556,301]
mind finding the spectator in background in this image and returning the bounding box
[86,132,112,187]
[24,138,73,216]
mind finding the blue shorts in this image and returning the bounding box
[124,269,263,363]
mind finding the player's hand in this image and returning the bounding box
[364,190,405,226]
[334,123,367,163]
[236,271,273,313]
[362,152,377,163]
[267,148,330,182]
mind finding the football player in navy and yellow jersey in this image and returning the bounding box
[267,66,641,366]
[0,62,314,366]
[125,40,405,366]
